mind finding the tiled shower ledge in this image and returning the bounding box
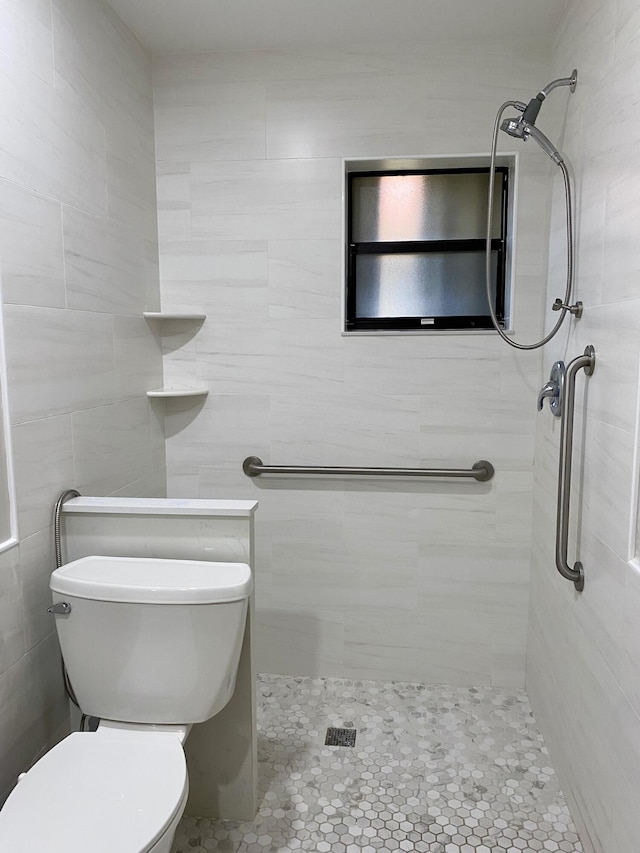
[172,674,582,853]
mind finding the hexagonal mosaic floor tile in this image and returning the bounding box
[172,675,582,853]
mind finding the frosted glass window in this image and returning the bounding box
[352,173,504,243]
[355,252,498,319]
[345,167,509,332]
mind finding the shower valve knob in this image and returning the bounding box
[552,298,583,318]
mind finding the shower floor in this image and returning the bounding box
[172,674,582,853]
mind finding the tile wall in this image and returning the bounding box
[0,0,164,802]
[153,40,552,687]
[527,1,640,851]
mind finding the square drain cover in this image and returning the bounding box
[325,727,357,747]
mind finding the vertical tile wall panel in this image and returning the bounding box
[0,0,164,803]
[154,41,551,688]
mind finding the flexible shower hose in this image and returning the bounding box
[53,488,81,708]
[485,101,575,350]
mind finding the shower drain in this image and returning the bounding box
[325,726,357,747]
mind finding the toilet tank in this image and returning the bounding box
[49,556,253,725]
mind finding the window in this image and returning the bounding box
[345,166,509,332]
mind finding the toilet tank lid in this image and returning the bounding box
[50,555,253,604]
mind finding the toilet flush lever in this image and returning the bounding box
[537,360,565,417]
[47,602,71,615]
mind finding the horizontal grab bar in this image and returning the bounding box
[242,456,495,482]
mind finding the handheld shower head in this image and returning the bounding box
[499,69,576,166]
[499,116,564,164]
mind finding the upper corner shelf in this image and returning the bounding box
[143,312,206,321]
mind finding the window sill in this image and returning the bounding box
[341,327,513,338]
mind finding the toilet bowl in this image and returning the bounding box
[0,555,253,853]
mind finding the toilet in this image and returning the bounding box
[0,554,253,853]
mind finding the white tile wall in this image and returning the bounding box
[527,1,640,851]
[0,0,164,803]
[154,41,552,687]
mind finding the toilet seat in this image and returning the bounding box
[0,731,188,853]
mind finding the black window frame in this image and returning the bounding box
[345,166,509,332]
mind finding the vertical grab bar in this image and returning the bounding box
[555,345,595,591]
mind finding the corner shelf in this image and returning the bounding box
[146,388,209,399]
[144,310,208,404]
[143,312,206,321]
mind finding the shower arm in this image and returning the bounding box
[539,70,578,99]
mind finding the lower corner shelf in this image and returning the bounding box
[146,388,209,399]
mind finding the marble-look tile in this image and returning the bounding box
[71,398,154,495]
[0,179,65,309]
[527,3,640,848]
[0,635,68,804]
[154,80,266,162]
[18,528,57,651]
[270,392,420,467]
[144,238,161,313]
[155,43,552,698]
[156,162,192,243]
[0,0,162,818]
[255,611,345,676]
[190,158,343,241]
[63,206,146,315]
[341,485,496,551]
[267,239,342,320]
[344,334,501,397]
[344,605,493,685]
[620,563,640,717]
[495,471,535,542]
[164,393,271,470]
[106,148,158,242]
[12,414,74,539]
[0,0,54,85]
[196,319,344,396]
[113,315,164,400]
[580,417,635,564]
[160,240,268,318]
[0,49,106,216]
[108,468,168,499]
[159,240,268,284]
[602,169,640,305]
[265,72,434,159]
[573,532,626,684]
[0,546,23,672]
[5,306,115,423]
[272,537,419,612]
[173,674,582,853]
[253,486,344,542]
[52,0,151,129]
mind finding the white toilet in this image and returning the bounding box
[0,554,253,853]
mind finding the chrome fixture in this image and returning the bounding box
[486,70,582,350]
[552,297,583,318]
[555,346,595,591]
[47,601,71,615]
[537,361,566,417]
[53,488,81,708]
[54,488,80,569]
[499,70,577,166]
[243,456,495,482]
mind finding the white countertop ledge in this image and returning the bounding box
[61,497,258,517]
